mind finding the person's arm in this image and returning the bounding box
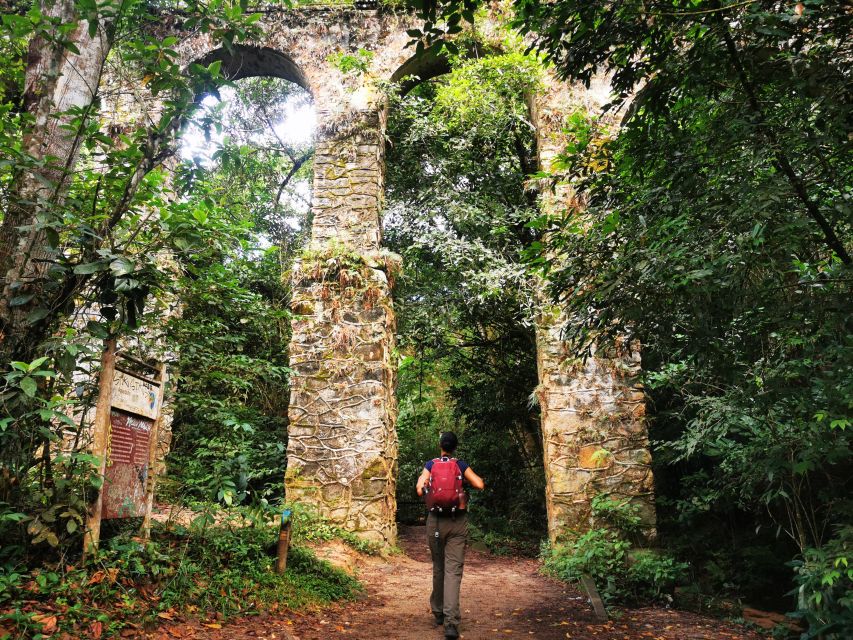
[416,468,431,496]
[464,467,485,491]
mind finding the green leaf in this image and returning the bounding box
[9,293,35,307]
[28,356,49,371]
[19,376,37,397]
[73,261,108,275]
[25,307,50,324]
[109,257,135,277]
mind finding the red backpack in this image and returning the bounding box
[425,458,465,513]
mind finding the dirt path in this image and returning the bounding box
[155,525,761,640]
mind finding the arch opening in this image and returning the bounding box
[167,72,316,507]
[198,45,311,93]
[383,58,548,553]
[390,41,489,95]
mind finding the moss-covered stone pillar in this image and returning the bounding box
[285,101,398,546]
[536,309,656,541]
[531,76,656,542]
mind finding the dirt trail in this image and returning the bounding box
[157,525,761,640]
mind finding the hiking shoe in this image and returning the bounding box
[444,623,459,639]
[433,613,445,626]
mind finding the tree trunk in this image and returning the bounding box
[0,0,115,365]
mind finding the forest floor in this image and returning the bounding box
[150,525,763,640]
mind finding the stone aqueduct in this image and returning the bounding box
[121,5,656,545]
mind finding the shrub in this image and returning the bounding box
[543,529,630,602]
[542,530,687,604]
[790,526,853,639]
[626,549,688,601]
[0,519,360,638]
[288,503,382,556]
[542,494,687,605]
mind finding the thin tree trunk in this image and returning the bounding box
[0,0,116,365]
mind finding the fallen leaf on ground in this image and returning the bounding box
[32,613,57,633]
[88,620,103,639]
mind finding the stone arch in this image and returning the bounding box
[107,7,655,547]
[386,49,658,543]
[390,49,451,95]
[388,42,489,95]
[196,45,311,93]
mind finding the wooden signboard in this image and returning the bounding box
[85,346,166,555]
[112,369,160,419]
[101,366,161,520]
[102,410,154,519]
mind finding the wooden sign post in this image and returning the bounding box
[83,338,117,557]
[580,574,609,622]
[84,346,165,555]
[141,364,168,540]
[275,509,293,574]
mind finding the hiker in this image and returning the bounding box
[416,431,485,639]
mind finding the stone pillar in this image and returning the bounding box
[531,76,656,542]
[536,311,655,541]
[285,102,399,546]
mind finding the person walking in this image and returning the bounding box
[416,432,485,639]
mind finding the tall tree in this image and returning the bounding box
[0,0,265,365]
[0,0,124,362]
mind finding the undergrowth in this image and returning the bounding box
[289,503,382,556]
[0,514,361,639]
[540,495,687,606]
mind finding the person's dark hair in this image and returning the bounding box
[439,431,458,454]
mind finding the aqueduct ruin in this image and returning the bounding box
[119,5,656,545]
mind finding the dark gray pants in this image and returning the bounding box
[427,512,468,627]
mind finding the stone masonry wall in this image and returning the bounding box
[159,7,418,546]
[532,75,656,541]
[536,311,655,540]
[285,106,399,546]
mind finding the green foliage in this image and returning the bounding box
[0,519,359,638]
[626,550,689,602]
[401,0,852,624]
[542,529,630,602]
[289,503,382,556]
[791,526,853,639]
[386,53,546,543]
[543,496,687,605]
[328,48,374,75]
[166,76,314,508]
[0,0,276,563]
[166,251,292,506]
[589,494,643,541]
[525,5,852,616]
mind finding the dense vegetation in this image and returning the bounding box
[385,53,547,550]
[0,0,850,638]
[165,77,310,508]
